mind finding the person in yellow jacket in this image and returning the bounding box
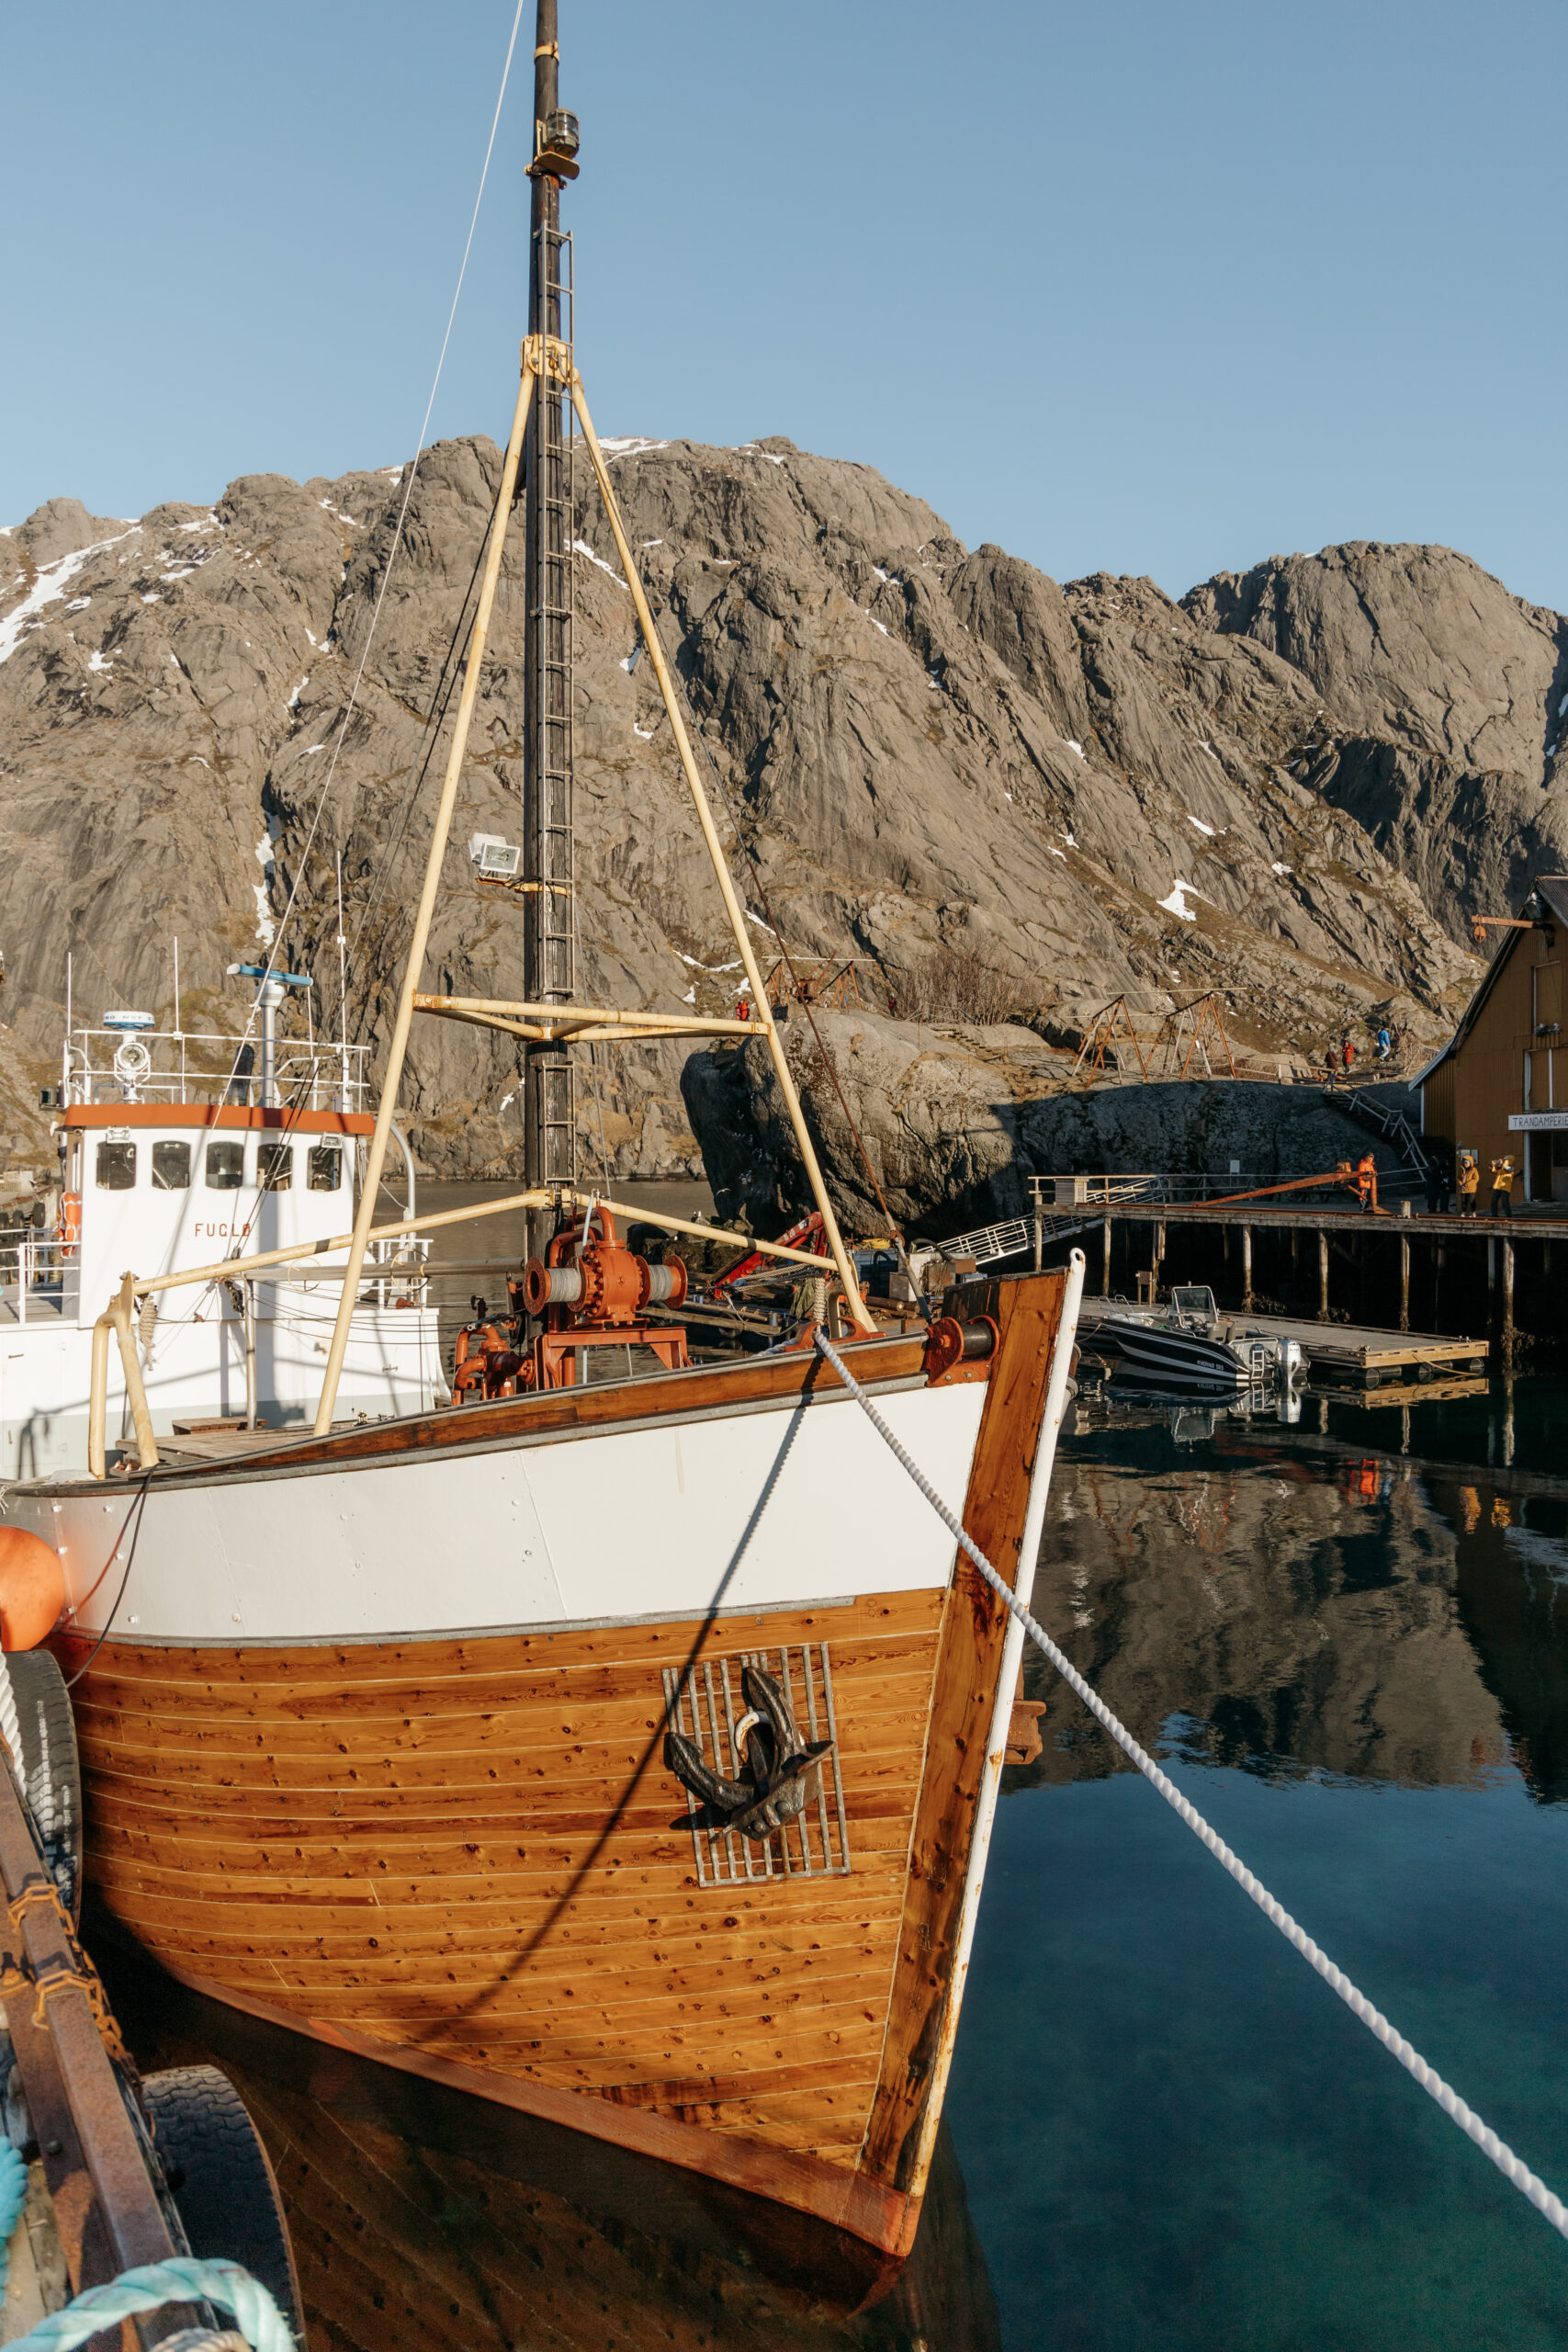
[1489,1154,1517,1219]
[1457,1150,1480,1217]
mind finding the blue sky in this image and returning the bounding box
[4,0,1564,607]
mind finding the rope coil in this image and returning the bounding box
[812,1327,1568,2246]
[4,2256,292,2352]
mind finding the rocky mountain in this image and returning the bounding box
[1,432,1543,1221]
[1186,543,1568,939]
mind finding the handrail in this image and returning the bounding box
[82,1185,843,1477]
[88,1275,159,1479]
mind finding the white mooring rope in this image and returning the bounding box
[813,1329,1568,2245]
[0,1651,23,1800]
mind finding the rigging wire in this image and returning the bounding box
[340,477,502,989]
[635,586,911,1255]
[215,0,527,1096]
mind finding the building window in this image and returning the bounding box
[206,1142,244,1190]
[95,1141,136,1191]
[258,1144,292,1192]
[152,1140,192,1191]
[307,1145,343,1193]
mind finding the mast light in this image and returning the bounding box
[468,835,524,882]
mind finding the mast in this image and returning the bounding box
[524,0,579,1229]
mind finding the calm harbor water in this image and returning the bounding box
[950,1374,1568,2352]
[103,1365,1568,2348]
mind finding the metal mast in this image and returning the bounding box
[523,0,578,1216]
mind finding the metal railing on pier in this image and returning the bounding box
[930,1166,1432,1273]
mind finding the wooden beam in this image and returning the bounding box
[1400,1233,1410,1332]
[314,350,538,1432]
[412,992,765,1045]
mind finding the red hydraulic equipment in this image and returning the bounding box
[451,1309,525,1403]
[519,1205,691,1390]
[710,1208,829,1296]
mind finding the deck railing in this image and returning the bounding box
[64,1028,370,1114]
[0,1234,69,1324]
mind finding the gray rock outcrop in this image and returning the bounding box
[688,1012,1414,1232]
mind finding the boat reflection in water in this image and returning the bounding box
[98,1936,1001,2352]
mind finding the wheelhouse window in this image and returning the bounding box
[206,1142,244,1190]
[307,1144,343,1193]
[95,1141,136,1191]
[258,1144,292,1193]
[152,1140,192,1190]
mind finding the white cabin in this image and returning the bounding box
[2,1013,443,1478]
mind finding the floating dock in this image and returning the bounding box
[1077,1297,1486,1386]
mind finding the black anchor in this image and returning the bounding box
[665,1663,833,1844]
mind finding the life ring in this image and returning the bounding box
[57,1193,82,1261]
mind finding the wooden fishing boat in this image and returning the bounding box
[24,1274,1072,2296]
[0,0,1084,2301]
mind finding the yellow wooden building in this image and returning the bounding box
[1416,876,1568,1204]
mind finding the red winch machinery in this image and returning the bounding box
[450,1206,691,1400]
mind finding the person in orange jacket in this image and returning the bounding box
[1457,1150,1480,1216]
[1354,1151,1378,1212]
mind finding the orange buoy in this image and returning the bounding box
[0,1527,66,1651]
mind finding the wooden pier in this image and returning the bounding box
[1063,1199,1566,1369]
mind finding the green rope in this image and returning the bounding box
[0,2141,28,2297]
[6,2256,292,2351]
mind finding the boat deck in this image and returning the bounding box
[0,1290,66,1326]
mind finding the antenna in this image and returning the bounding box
[523,0,579,1235]
[227,964,310,1108]
[336,850,350,1110]
[173,933,185,1099]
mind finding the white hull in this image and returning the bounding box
[8,1370,986,1645]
